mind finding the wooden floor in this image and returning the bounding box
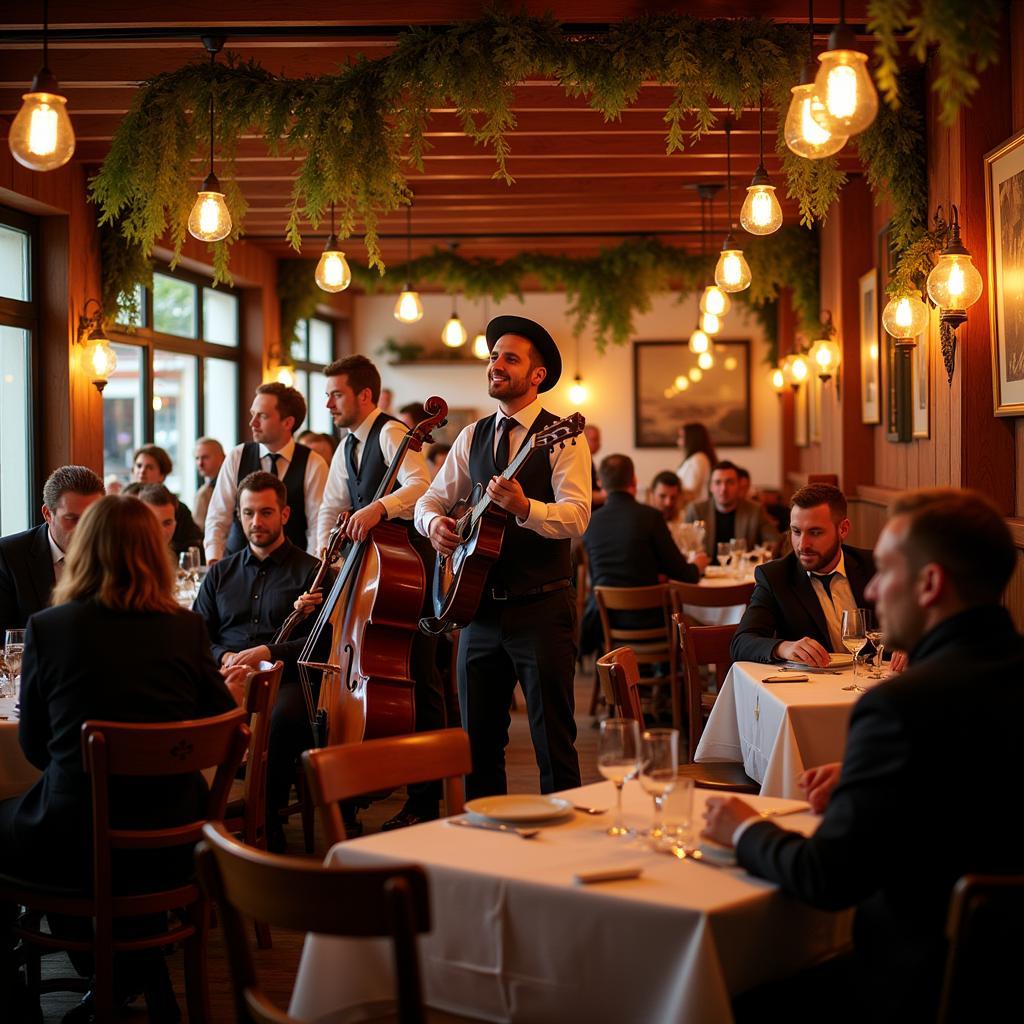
[38,660,608,1022]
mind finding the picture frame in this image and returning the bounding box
[633,340,751,448]
[984,127,1024,416]
[879,222,912,442]
[859,270,881,424]
[911,325,930,438]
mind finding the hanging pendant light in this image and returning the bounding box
[700,311,722,336]
[697,350,715,371]
[700,285,730,317]
[394,205,424,323]
[314,203,351,293]
[715,122,752,293]
[8,0,75,171]
[441,293,467,348]
[692,185,724,349]
[810,0,878,137]
[740,93,784,235]
[785,1,849,159]
[187,36,232,243]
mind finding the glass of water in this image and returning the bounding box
[639,728,678,842]
[597,718,640,837]
[3,629,25,701]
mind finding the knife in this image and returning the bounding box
[448,817,539,839]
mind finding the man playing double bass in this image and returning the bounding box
[416,316,592,799]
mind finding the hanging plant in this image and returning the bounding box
[100,218,152,325]
[278,259,325,347]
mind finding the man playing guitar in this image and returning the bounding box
[415,316,592,799]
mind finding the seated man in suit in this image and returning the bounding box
[684,460,779,559]
[124,482,178,548]
[0,465,104,630]
[580,454,707,653]
[730,482,875,667]
[703,488,1024,1022]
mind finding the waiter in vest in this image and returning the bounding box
[416,316,592,799]
[316,354,447,829]
[204,382,329,563]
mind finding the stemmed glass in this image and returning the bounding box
[716,542,732,571]
[663,778,696,856]
[865,611,886,679]
[841,609,868,692]
[2,629,25,702]
[639,728,678,843]
[597,718,640,837]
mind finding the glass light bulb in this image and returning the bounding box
[568,378,587,404]
[664,386,676,399]
[882,291,930,339]
[740,185,784,235]
[784,83,848,159]
[811,50,878,136]
[809,338,841,378]
[274,365,295,388]
[9,90,75,171]
[700,311,722,335]
[926,255,984,312]
[187,190,232,242]
[441,314,467,348]
[715,248,752,293]
[699,285,730,317]
[315,249,351,293]
[394,289,424,324]
[697,351,714,370]
[79,336,118,384]
[770,368,786,393]
[791,355,808,383]
[472,333,489,359]
[724,355,738,371]
[673,374,688,390]
[688,328,710,354]
[688,367,703,383]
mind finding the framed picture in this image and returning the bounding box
[879,222,912,442]
[985,128,1024,416]
[633,340,751,448]
[808,371,821,443]
[794,377,808,447]
[859,270,881,424]
[911,325,930,438]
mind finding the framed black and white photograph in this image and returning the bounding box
[911,327,930,438]
[633,340,751,448]
[985,128,1024,416]
[859,270,881,424]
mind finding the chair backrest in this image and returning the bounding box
[303,728,471,847]
[234,661,284,846]
[196,822,430,1024]
[674,615,738,759]
[593,584,672,663]
[937,874,1024,1024]
[595,647,644,723]
[670,580,754,612]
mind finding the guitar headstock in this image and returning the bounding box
[531,412,586,451]
[406,395,449,451]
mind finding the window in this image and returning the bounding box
[291,316,337,435]
[0,209,37,535]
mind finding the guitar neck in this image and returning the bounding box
[469,440,535,527]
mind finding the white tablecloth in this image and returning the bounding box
[682,572,754,626]
[694,662,861,798]
[289,781,848,1024]
[0,714,39,800]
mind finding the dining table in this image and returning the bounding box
[0,708,39,800]
[680,568,756,626]
[694,661,864,798]
[289,780,849,1024]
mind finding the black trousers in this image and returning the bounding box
[458,587,581,800]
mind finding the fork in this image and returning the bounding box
[573,804,610,816]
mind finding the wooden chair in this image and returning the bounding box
[937,874,1024,1023]
[0,708,249,1023]
[669,580,755,625]
[593,583,679,728]
[303,729,471,847]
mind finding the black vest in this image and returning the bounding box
[225,442,312,555]
[344,412,401,513]
[468,409,573,592]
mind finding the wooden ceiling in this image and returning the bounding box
[0,2,873,266]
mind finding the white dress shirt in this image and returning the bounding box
[414,398,592,541]
[47,529,65,583]
[316,407,431,550]
[676,451,711,500]
[807,550,858,653]
[203,437,329,560]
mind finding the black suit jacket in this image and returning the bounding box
[736,606,1024,1020]
[730,545,875,663]
[0,599,236,886]
[0,524,56,631]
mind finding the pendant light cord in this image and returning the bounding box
[725,121,734,227]
[758,92,765,168]
[808,0,814,55]
[208,46,216,175]
[406,205,413,264]
[42,0,48,68]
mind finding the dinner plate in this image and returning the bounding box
[783,652,854,670]
[465,794,573,823]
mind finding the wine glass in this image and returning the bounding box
[597,718,640,837]
[639,728,678,842]
[841,609,868,692]
[716,542,732,570]
[864,611,885,679]
[663,777,695,856]
[3,629,25,703]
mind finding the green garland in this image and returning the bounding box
[100,219,153,327]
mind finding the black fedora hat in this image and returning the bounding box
[485,315,562,392]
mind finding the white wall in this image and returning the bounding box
[353,290,782,492]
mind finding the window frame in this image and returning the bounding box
[291,314,338,434]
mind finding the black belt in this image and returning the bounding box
[487,579,572,603]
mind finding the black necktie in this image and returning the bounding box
[345,432,359,471]
[266,452,282,477]
[814,571,838,606]
[495,417,517,473]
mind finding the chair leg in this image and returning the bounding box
[254,919,272,950]
[183,908,211,1024]
[588,672,603,717]
[93,929,115,1022]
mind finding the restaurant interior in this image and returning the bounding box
[1,2,1022,1022]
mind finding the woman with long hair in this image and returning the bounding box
[676,422,717,505]
[130,443,204,557]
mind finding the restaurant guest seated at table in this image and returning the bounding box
[684,460,780,559]
[704,488,1024,1022]
[123,482,179,550]
[128,444,204,559]
[0,465,104,631]
[0,495,237,1022]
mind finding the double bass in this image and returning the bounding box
[296,396,449,748]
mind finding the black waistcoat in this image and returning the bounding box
[226,442,311,554]
[344,413,401,512]
[468,410,572,592]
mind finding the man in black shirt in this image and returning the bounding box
[193,471,318,851]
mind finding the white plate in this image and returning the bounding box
[465,794,573,823]
[783,653,854,670]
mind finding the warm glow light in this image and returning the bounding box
[740,185,783,235]
[394,288,424,324]
[700,311,722,335]
[784,82,848,159]
[673,374,688,390]
[809,338,841,379]
[791,356,808,382]
[273,365,295,388]
[187,183,232,242]
[153,395,164,411]
[770,368,786,394]
[79,333,118,391]
[699,285,730,317]
[663,386,676,399]
[926,255,983,313]
[724,355,738,371]
[9,89,75,171]
[315,246,351,293]
[688,367,703,383]
[715,245,752,293]
[811,48,878,136]
[472,333,489,359]
[882,290,930,339]
[568,376,588,404]
[688,328,710,354]
[441,314,467,348]
[697,351,714,370]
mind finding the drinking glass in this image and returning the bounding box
[716,542,732,570]
[597,718,641,837]
[662,778,695,855]
[639,728,678,842]
[3,629,25,702]
[864,611,885,679]
[841,609,868,692]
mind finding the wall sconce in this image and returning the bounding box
[808,311,841,383]
[266,342,296,387]
[76,299,118,393]
[770,367,786,397]
[881,288,930,344]
[926,204,984,384]
[781,352,809,390]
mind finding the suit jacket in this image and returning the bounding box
[730,545,875,663]
[736,606,1024,1021]
[683,497,780,557]
[0,524,56,631]
[0,599,236,887]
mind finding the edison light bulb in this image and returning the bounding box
[9,74,75,171]
[664,386,676,399]
[472,333,489,359]
[688,367,703,383]
[770,368,786,394]
[673,375,690,391]
[740,183,783,236]
[699,285,730,317]
[441,313,467,348]
[274,364,295,388]
[697,351,714,371]
[394,286,424,324]
[715,238,752,293]
[809,338,841,379]
[315,244,351,293]
[882,291,930,339]
[79,334,118,389]
[700,311,722,335]
[811,39,878,136]
[568,375,587,404]
[187,174,232,242]
[784,82,848,159]
[927,254,983,312]
[688,328,710,354]
[782,353,809,389]
[724,355,738,372]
